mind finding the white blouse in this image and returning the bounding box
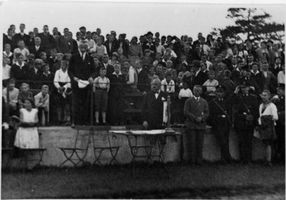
[258,102,278,125]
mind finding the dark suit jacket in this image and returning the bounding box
[68,52,96,89]
[29,45,46,58]
[27,68,43,89]
[184,96,209,130]
[142,91,167,129]
[98,62,114,79]
[13,33,30,46]
[209,98,232,129]
[104,40,119,57]
[193,70,208,86]
[137,68,150,92]
[38,32,56,51]
[10,63,30,83]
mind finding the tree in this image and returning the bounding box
[213,8,285,41]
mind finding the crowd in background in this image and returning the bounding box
[2,23,285,165]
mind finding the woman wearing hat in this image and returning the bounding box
[257,90,278,166]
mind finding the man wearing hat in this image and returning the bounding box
[272,84,285,163]
[69,42,96,126]
[232,83,259,164]
[209,85,234,163]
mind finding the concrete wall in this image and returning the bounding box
[3,126,266,167]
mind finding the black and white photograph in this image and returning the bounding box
[0,0,285,199]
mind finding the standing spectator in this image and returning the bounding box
[257,90,278,166]
[193,60,208,86]
[28,58,43,89]
[161,72,175,94]
[38,25,56,52]
[125,60,138,90]
[250,62,264,94]
[26,31,35,49]
[232,84,259,164]
[13,23,30,45]
[93,67,110,125]
[2,78,19,116]
[100,54,114,78]
[108,62,125,125]
[209,85,233,163]
[53,59,72,125]
[203,70,219,99]
[3,28,16,50]
[178,81,193,122]
[93,36,107,58]
[14,99,39,156]
[13,40,30,61]
[142,78,168,129]
[34,85,50,126]
[128,36,143,64]
[272,84,285,163]
[68,42,95,126]
[104,33,119,57]
[184,85,209,165]
[260,61,277,94]
[270,57,283,77]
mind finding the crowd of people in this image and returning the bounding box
[2,23,285,165]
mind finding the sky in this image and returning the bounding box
[0,0,285,40]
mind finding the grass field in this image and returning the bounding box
[2,163,285,199]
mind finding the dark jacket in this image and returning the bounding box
[10,63,30,83]
[184,96,209,130]
[209,97,232,129]
[231,93,259,129]
[29,45,46,58]
[68,52,96,89]
[137,68,150,92]
[142,91,167,129]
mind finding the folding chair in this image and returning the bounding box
[92,129,120,165]
[58,127,91,167]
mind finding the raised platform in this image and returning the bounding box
[2,126,266,167]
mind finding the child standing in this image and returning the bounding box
[14,99,39,149]
[34,85,50,126]
[93,67,110,125]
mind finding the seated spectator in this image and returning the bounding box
[93,36,107,58]
[34,85,50,126]
[29,36,45,59]
[125,60,137,90]
[93,67,110,125]
[161,72,175,95]
[13,40,30,61]
[18,83,34,109]
[39,51,48,63]
[2,56,11,87]
[135,59,149,93]
[28,58,43,89]
[277,65,285,85]
[41,64,54,89]
[203,70,219,98]
[178,81,193,122]
[128,36,143,63]
[141,49,153,68]
[53,59,72,125]
[2,78,19,116]
[10,53,29,87]
[3,43,13,64]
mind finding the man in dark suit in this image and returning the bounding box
[68,42,96,126]
[193,60,208,86]
[100,54,114,79]
[231,83,259,164]
[10,53,29,87]
[184,85,209,165]
[13,23,30,46]
[209,85,233,163]
[29,36,46,58]
[38,25,56,52]
[104,33,119,57]
[142,78,167,129]
[28,59,43,89]
[135,59,149,93]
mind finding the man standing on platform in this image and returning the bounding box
[69,42,96,126]
[209,85,234,163]
[232,83,259,164]
[142,78,168,129]
[184,85,209,165]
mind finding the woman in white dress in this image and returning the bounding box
[14,99,39,149]
[258,90,278,166]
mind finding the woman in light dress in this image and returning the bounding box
[14,99,39,149]
[258,90,278,166]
